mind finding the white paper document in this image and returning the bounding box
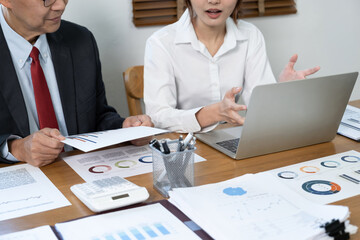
[0,226,57,240]
[0,164,71,221]
[63,145,206,182]
[337,105,360,141]
[169,173,350,240]
[62,126,168,152]
[267,150,360,204]
[55,203,200,240]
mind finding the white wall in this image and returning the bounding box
[62,0,360,117]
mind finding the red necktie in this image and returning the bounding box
[30,47,59,130]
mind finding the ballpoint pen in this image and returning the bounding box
[181,132,193,151]
[187,139,196,150]
[149,138,161,151]
[161,140,170,154]
[177,135,184,152]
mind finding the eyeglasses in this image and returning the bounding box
[43,0,56,7]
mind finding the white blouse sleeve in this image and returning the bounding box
[144,36,202,133]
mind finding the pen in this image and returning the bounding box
[187,139,196,150]
[181,132,193,151]
[149,139,161,151]
[177,135,184,152]
[161,140,170,154]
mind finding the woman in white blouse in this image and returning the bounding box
[144,0,319,133]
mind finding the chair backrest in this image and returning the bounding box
[123,65,144,116]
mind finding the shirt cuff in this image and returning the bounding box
[0,135,21,162]
[199,122,219,133]
[182,107,219,133]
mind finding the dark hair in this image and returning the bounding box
[185,0,242,24]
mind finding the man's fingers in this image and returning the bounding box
[123,116,140,128]
[30,131,64,153]
[137,115,154,127]
[131,120,142,127]
[39,128,65,141]
[49,129,66,140]
[29,158,57,167]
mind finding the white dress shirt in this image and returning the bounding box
[144,9,276,133]
[0,5,70,161]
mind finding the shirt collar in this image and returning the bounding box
[174,9,248,57]
[174,9,196,44]
[215,17,248,58]
[225,17,248,42]
[0,5,50,69]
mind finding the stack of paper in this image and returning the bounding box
[169,173,351,240]
[338,105,360,141]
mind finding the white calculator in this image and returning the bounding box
[71,176,149,213]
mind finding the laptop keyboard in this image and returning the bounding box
[216,138,240,154]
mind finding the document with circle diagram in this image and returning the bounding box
[267,150,360,204]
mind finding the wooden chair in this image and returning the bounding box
[123,65,144,116]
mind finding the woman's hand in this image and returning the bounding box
[279,54,320,82]
[196,87,247,128]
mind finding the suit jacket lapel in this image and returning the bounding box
[0,24,29,136]
[47,30,78,135]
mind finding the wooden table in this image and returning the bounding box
[1,101,360,238]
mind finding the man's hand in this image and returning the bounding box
[9,128,65,167]
[122,115,154,146]
[279,54,320,82]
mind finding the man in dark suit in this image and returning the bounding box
[0,0,153,167]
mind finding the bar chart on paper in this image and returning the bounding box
[62,127,168,152]
[92,222,171,240]
[55,203,201,240]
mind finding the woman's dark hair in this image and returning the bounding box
[184,0,242,24]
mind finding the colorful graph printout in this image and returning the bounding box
[63,144,206,182]
[302,180,341,195]
[62,126,168,152]
[168,173,350,240]
[55,203,201,240]
[267,150,360,204]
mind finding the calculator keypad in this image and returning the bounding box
[74,176,138,199]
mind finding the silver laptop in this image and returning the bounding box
[196,72,358,159]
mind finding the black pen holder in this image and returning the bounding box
[150,140,195,198]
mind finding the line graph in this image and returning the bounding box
[0,195,42,206]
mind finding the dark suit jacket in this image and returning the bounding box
[0,20,125,163]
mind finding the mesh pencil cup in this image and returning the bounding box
[150,140,195,198]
